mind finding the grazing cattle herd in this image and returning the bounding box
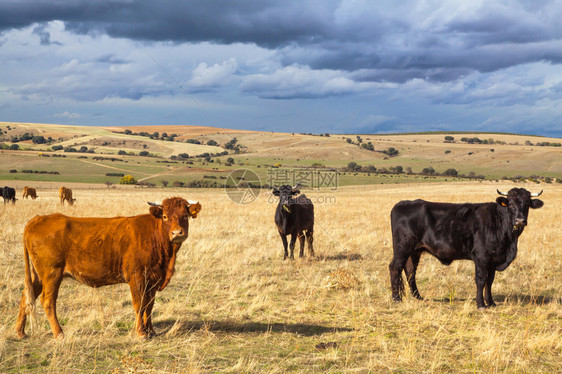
[2,184,547,338]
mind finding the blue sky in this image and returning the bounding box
[1,1,561,137]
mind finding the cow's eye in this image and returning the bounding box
[183,214,189,219]
[163,214,168,221]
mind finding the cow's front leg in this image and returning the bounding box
[485,265,497,307]
[142,288,157,337]
[474,260,488,309]
[279,233,289,260]
[289,233,297,259]
[128,277,151,339]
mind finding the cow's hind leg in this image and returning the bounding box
[389,233,416,302]
[404,252,423,300]
[298,232,305,258]
[306,228,314,257]
[389,255,409,301]
[15,269,42,338]
[40,269,64,338]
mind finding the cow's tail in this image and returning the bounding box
[23,241,38,334]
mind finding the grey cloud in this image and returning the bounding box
[32,24,62,45]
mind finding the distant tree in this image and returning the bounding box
[79,146,88,152]
[421,166,435,175]
[52,145,63,151]
[364,165,377,173]
[120,175,137,184]
[118,150,127,155]
[207,139,218,146]
[347,161,361,172]
[227,157,235,164]
[161,180,169,187]
[9,144,19,150]
[64,147,77,152]
[444,150,451,154]
[394,165,403,173]
[346,138,352,144]
[443,168,458,176]
[139,151,149,156]
[124,129,132,135]
[104,181,113,188]
[32,135,46,144]
[444,135,454,142]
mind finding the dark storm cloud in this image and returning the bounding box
[2,0,562,83]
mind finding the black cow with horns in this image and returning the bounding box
[273,184,314,260]
[389,188,544,308]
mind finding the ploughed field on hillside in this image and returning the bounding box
[1,184,560,372]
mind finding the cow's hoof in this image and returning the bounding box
[488,302,497,307]
[16,332,28,339]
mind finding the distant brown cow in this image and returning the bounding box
[22,186,37,200]
[15,197,202,339]
[59,186,75,205]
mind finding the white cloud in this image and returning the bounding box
[241,64,374,99]
[188,58,238,88]
[53,111,80,119]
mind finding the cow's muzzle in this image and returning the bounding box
[170,229,187,242]
[514,218,527,228]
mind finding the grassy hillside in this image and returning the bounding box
[1,122,561,187]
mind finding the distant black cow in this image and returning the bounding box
[389,188,543,308]
[273,184,314,260]
[2,186,16,204]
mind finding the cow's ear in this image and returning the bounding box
[188,202,202,218]
[530,199,543,209]
[149,206,163,218]
[496,197,508,207]
[272,189,280,196]
[291,189,300,195]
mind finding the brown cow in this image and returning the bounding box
[22,186,38,200]
[59,186,75,205]
[15,197,202,339]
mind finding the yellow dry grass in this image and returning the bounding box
[0,183,560,372]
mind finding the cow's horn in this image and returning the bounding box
[187,200,199,205]
[496,189,508,196]
[531,190,543,197]
[292,183,301,190]
[147,201,162,206]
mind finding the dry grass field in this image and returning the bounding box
[0,183,560,373]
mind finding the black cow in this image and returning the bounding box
[2,186,16,204]
[273,184,314,260]
[389,188,543,308]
